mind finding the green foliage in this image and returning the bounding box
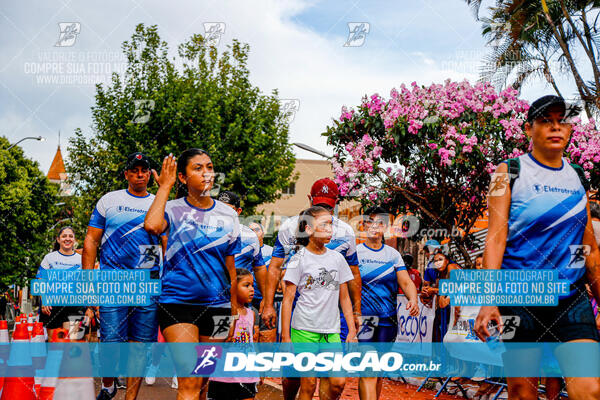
[0,136,59,285]
[67,24,296,227]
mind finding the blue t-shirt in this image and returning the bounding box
[37,251,82,278]
[88,189,162,273]
[358,243,406,324]
[503,154,588,297]
[423,267,439,284]
[160,198,241,306]
[235,225,265,300]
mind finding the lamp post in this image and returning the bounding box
[7,136,45,150]
[292,142,330,159]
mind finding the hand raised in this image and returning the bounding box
[152,154,177,189]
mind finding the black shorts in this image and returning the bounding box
[499,289,599,343]
[39,306,85,329]
[208,380,257,400]
[157,303,231,338]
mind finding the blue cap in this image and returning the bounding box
[424,240,440,247]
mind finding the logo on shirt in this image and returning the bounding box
[533,183,543,194]
[192,345,222,375]
[567,245,590,269]
[301,268,339,291]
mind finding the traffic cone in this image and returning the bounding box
[0,321,7,400]
[52,326,94,400]
[31,322,47,396]
[37,350,63,400]
[1,322,36,400]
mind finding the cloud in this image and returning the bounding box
[1,0,554,173]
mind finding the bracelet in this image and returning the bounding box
[353,312,362,316]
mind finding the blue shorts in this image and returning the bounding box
[99,300,158,342]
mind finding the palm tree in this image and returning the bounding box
[465,0,600,117]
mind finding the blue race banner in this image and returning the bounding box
[1,343,599,378]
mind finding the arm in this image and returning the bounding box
[280,281,296,342]
[584,200,600,303]
[262,256,285,329]
[339,283,357,342]
[225,255,238,315]
[475,162,510,340]
[397,270,419,316]
[82,226,104,270]
[160,235,168,256]
[254,265,267,303]
[144,155,177,235]
[348,264,362,317]
[82,226,104,316]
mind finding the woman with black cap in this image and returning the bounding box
[475,95,600,399]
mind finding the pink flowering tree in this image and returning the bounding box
[325,80,599,267]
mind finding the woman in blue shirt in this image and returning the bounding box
[145,149,241,400]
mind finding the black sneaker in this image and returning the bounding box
[115,376,126,389]
[96,385,117,400]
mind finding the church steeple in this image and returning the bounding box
[47,145,66,183]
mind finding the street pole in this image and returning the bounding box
[7,136,45,150]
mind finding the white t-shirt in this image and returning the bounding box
[283,247,354,333]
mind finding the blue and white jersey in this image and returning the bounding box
[88,189,162,273]
[503,153,588,297]
[235,225,265,272]
[261,244,273,267]
[236,225,265,301]
[357,243,406,323]
[37,251,82,278]
[160,198,241,306]
[273,215,358,267]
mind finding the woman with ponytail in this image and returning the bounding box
[144,149,241,400]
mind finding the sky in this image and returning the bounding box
[1,0,581,173]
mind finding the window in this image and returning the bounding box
[283,182,296,195]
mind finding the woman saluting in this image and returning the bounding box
[144,149,241,400]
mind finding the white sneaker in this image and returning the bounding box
[171,376,178,389]
[471,364,487,381]
[145,364,158,385]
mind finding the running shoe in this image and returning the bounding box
[115,376,126,389]
[96,385,117,400]
[171,376,178,389]
[145,363,158,385]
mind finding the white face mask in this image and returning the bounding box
[593,220,600,247]
[434,260,445,270]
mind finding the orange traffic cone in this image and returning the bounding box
[0,321,7,400]
[32,322,47,396]
[36,350,63,400]
[1,322,36,400]
[52,326,94,400]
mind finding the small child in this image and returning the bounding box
[281,206,357,400]
[208,268,259,400]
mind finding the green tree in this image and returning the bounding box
[0,136,59,285]
[466,0,600,117]
[67,24,296,228]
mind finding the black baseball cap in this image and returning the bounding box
[217,191,241,208]
[125,152,151,170]
[527,95,567,123]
